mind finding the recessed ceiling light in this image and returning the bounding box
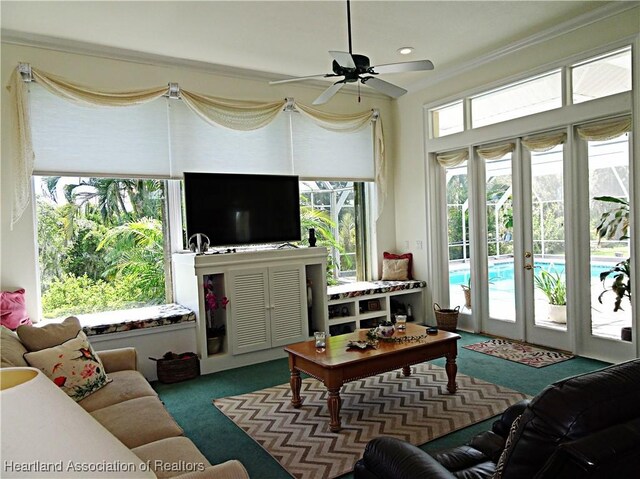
[398,47,414,55]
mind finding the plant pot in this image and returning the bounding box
[207,336,224,355]
[621,327,632,342]
[461,286,471,309]
[548,304,567,324]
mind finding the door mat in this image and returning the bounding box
[213,363,527,479]
[464,339,574,368]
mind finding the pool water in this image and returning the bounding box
[449,260,613,293]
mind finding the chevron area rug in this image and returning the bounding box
[213,363,528,479]
[464,339,574,368]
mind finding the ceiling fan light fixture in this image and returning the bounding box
[271,1,433,105]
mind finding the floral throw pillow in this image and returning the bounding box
[24,330,111,402]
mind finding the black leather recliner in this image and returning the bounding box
[354,358,640,479]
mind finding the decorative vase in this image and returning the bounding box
[548,304,567,323]
[376,320,395,338]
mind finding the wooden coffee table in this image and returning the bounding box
[284,323,460,432]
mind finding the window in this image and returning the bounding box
[35,176,168,319]
[572,47,632,104]
[471,70,562,128]
[300,181,365,283]
[445,163,470,308]
[431,101,464,138]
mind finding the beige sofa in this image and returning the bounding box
[1,325,249,479]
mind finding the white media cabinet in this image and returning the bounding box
[173,247,328,375]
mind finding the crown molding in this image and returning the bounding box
[407,1,639,93]
[0,29,387,101]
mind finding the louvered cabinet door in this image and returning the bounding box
[228,268,272,355]
[269,264,308,348]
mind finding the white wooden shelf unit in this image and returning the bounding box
[326,281,426,336]
[172,247,328,375]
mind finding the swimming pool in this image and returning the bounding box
[449,260,614,293]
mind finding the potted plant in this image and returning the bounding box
[460,278,472,309]
[204,278,229,355]
[534,270,567,323]
[594,196,632,340]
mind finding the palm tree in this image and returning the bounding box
[97,218,166,303]
[45,177,164,225]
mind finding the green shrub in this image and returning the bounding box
[41,274,146,319]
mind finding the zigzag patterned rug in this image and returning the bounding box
[213,363,527,479]
[463,339,574,368]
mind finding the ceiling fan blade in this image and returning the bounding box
[312,82,346,105]
[370,60,434,75]
[269,74,337,85]
[329,51,356,69]
[361,77,407,98]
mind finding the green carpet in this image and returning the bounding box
[153,331,609,479]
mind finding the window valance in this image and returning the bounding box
[436,149,469,168]
[7,65,385,226]
[522,131,566,152]
[576,116,632,141]
[476,143,515,160]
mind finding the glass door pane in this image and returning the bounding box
[446,162,471,310]
[531,145,567,330]
[486,155,516,321]
[587,135,632,340]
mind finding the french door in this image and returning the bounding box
[447,139,570,351]
[444,129,634,359]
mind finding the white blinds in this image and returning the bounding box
[28,83,375,181]
[30,84,172,177]
[291,112,374,180]
[167,101,292,176]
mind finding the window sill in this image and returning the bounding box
[327,280,427,301]
[39,303,196,337]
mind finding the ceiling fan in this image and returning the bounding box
[269,0,434,105]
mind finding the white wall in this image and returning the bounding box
[394,6,640,300]
[0,42,397,321]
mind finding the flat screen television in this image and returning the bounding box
[183,172,301,247]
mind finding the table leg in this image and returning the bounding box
[327,387,342,432]
[290,370,302,408]
[402,365,411,376]
[445,352,458,393]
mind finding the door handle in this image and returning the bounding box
[524,264,533,270]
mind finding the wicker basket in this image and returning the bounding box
[151,352,200,384]
[433,303,460,332]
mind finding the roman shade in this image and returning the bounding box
[291,112,374,180]
[168,100,292,176]
[30,84,172,178]
[9,64,385,226]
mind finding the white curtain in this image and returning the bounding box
[9,65,387,226]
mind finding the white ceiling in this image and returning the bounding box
[1,1,619,91]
